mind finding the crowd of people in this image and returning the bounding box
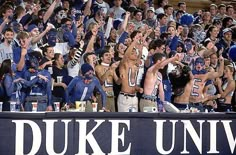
[0,0,235,112]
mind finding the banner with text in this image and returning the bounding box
[0,113,236,155]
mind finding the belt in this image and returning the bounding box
[190,102,203,106]
[120,92,136,97]
[25,95,48,102]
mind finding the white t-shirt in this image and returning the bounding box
[108,6,126,19]
[0,43,13,63]
[68,62,81,78]
[94,0,110,15]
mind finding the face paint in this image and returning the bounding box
[184,41,192,52]
[57,10,67,19]
[84,71,94,80]
[30,56,39,69]
[195,57,205,66]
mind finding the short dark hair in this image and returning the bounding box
[41,45,53,56]
[133,9,142,16]
[3,27,14,34]
[99,48,110,59]
[152,52,166,64]
[178,2,186,7]
[149,39,166,50]
[226,5,234,11]
[157,13,167,20]
[83,52,96,63]
[164,4,173,10]
[218,4,226,9]
[130,30,141,40]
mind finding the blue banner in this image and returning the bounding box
[0,112,236,154]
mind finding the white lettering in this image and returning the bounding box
[222,120,236,154]
[154,120,177,154]
[43,119,71,155]
[75,120,105,155]
[13,120,42,155]
[108,120,131,155]
[181,120,204,154]
[207,120,219,153]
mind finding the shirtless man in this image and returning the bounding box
[139,52,180,112]
[118,30,143,112]
[189,56,224,111]
[95,49,120,112]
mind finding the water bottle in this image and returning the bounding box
[158,101,164,112]
[15,98,21,112]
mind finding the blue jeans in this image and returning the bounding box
[163,79,172,102]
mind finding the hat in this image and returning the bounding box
[81,63,94,75]
[27,24,38,32]
[223,28,232,35]
[93,5,102,15]
[113,19,123,30]
[147,7,155,12]
[180,13,194,26]
[229,45,236,62]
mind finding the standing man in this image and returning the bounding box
[140,53,180,111]
[13,31,31,77]
[190,57,224,111]
[118,31,143,112]
[0,28,14,64]
[95,50,120,112]
[66,63,108,112]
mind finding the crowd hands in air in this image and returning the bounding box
[0,0,235,113]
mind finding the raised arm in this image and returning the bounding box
[83,0,92,17]
[117,11,130,35]
[0,18,10,34]
[152,53,180,74]
[207,56,224,80]
[67,41,83,68]
[43,0,60,23]
[16,48,27,71]
[122,33,139,62]
[31,24,52,44]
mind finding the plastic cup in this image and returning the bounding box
[54,102,60,112]
[10,102,16,112]
[32,102,38,112]
[48,67,53,74]
[81,102,86,112]
[0,102,3,112]
[57,76,63,83]
[75,101,82,111]
[92,103,98,112]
